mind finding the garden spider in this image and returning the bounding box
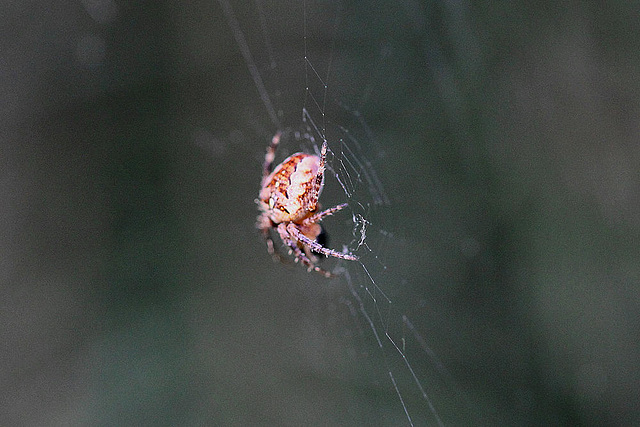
[256,132,358,277]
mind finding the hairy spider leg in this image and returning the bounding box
[258,212,297,269]
[259,215,318,274]
[261,131,281,186]
[307,139,327,213]
[259,216,283,262]
[301,203,351,264]
[277,223,335,278]
[260,217,327,275]
[287,223,358,261]
[302,203,349,226]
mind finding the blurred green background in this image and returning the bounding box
[2,0,639,425]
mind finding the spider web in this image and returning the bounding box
[216,0,476,424]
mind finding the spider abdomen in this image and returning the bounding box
[259,152,321,224]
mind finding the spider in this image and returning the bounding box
[256,132,358,277]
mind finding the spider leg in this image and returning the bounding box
[291,242,334,278]
[307,139,327,212]
[257,214,290,265]
[261,222,329,277]
[277,223,314,264]
[261,132,281,186]
[302,243,319,264]
[294,246,337,278]
[277,223,335,278]
[302,203,348,226]
[262,227,281,261]
[286,223,358,261]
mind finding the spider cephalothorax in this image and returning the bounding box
[256,132,357,277]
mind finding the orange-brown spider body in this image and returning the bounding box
[256,132,357,277]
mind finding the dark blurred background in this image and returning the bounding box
[1,0,639,425]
